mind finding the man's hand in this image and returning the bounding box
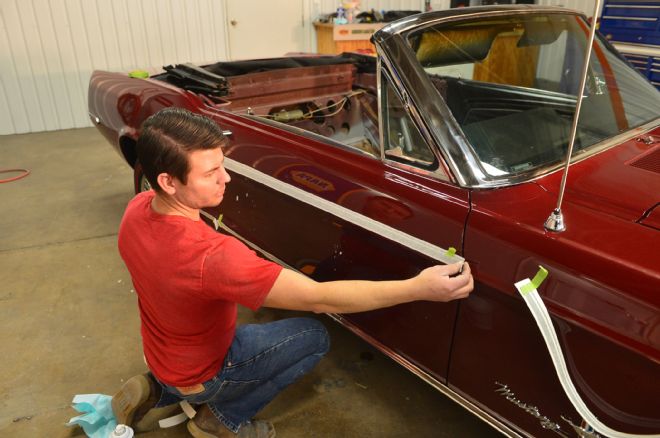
[264,261,474,314]
[415,262,473,302]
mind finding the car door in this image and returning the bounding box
[449,173,660,437]
[198,64,470,383]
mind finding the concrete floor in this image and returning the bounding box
[0,128,499,437]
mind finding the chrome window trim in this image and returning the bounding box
[373,7,660,189]
[377,28,486,187]
[377,56,386,163]
[377,60,450,181]
[379,6,581,36]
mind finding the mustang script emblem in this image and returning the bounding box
[494,382,600,438]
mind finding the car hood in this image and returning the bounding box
[536,126,660,224]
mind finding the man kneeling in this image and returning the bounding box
[112,108,473,437]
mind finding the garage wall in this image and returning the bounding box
[0,0,229,135]
[0,0,428,135]
[0,0,600,136]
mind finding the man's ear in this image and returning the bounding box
[156,173,177,195]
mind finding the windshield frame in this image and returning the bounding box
[374,6,660,189]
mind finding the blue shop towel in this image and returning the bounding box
[66,394,117,438]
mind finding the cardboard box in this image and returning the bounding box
[314,22,385,55]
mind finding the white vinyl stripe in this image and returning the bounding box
[200,209,296,270]
[222,157,462,265]
[515,279,660,438]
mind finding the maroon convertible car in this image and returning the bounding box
[89,6,660,437]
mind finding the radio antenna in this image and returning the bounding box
[544,0,603,232]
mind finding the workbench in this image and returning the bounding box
[314,22,384,55]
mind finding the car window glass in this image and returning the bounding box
[381,72,438,169]
[408,14,660,178]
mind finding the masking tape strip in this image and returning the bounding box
[158,412,188,428]
[520,266,548,294]
[220,158,462,265]
[200,209,221,231]
[180,400,197,419]
[515,275,660,438]
[200,210,295,271]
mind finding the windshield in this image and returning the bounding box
[408,13,660,178]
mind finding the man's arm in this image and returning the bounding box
[263,262,473,314]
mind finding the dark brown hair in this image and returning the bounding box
[136,108,226,192]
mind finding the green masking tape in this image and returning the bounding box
[128,70,149,79]
[217,213,223,224]
[445,247,456,258]
[520,266,548,295]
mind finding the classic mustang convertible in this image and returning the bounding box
[89,6,660,437]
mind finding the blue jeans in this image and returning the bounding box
[154,317,329,433]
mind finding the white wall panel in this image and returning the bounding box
[0,14,20,133]
[1,1,43,133]
[0,0,229,135]
[226,1,307,60]
[140,0,165,67]
[59,3,95,129]
[36,2,77,129]
[0,76,13,134]
[429,0,451,11]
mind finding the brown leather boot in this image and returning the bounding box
[187,404,276,438]
[112,372,181,432]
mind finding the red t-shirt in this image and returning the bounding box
[118,191,282,386]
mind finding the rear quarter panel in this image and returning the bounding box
[88,71,202,164]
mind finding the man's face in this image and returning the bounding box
[171,147,231,209]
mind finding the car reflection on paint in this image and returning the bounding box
[89,6,660,437]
